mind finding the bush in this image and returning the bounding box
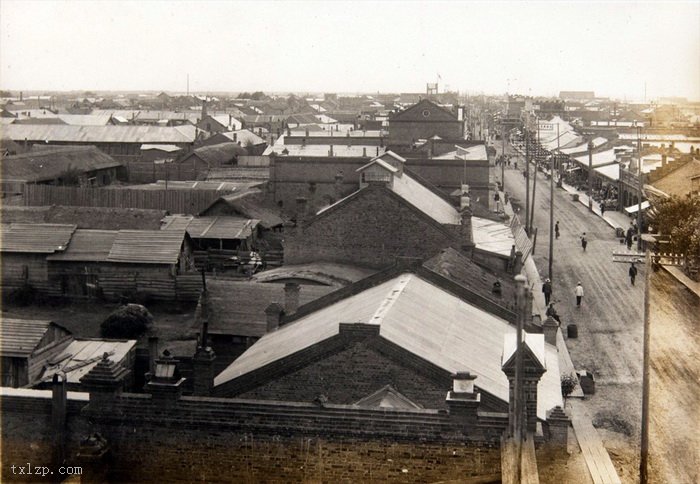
[101,304,154,339]
[561,373,579,399]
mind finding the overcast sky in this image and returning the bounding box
[1,1,698,101]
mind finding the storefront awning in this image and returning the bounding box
[624,201,650,214]
[566,166,581,173]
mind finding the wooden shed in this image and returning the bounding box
[0,319,72,387]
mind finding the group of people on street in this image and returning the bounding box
[542,278,585,326]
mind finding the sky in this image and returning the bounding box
[1,1,698,101]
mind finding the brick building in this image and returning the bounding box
[387,99,464,149]
[284,151,474,269]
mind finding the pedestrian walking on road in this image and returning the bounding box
[625,227,634,250]
[575,282,584,307]
[555,221,560,239]
[629,262,638,286]
[601,203,606,217]
[581,233,588,252]
[542,278,552,306]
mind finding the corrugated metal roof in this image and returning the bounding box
[0,318,54,357]
[471,217,516,256]
[140,144,182,152]
[57,114,113,126]
[1,146,122,183]
[0,223,76,253]
[574,148,618,167]
[2,124,197,144]
[214,273,562,419]
[106,229,185,265]
[196,280,333,337]
[391,172,461,224]
[161,215,259,240]
[46,229,117,261]
[40,338,136,383]
[594,163,620,181]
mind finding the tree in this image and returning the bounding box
[101,304,154,339]
[652,195,700,257]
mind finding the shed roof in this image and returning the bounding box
[0,319,68,358]
[214,273,562,419]
[1,146,122,183]
[0,223,76,253]
[106,229,185,264]
[46,229,117,262]
[471,217,516,256]
[40,338,136,384]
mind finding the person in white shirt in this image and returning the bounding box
[575,282,584,307]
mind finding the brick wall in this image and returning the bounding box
[388,121,463,147]
[1,386,506,483]
[284,184,462,268]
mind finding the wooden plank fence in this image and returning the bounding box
[126,160,202,183]
[23,185,223,214]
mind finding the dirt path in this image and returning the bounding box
[648,269,700,484]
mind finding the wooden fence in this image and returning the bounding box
[125,160,203,183]
[23,185,223,214]
[238,155,270,167]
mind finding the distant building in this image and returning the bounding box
[559,91,596,100]
[387,99,464,149]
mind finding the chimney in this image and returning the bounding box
[52,374,67,468]
[287,127,291,136]
[145,349,185,402]
[192,335,216,397]
[148,335,159,375]
[233,132,238,143]
[334,171,344,199]
[363,147,367,157]
[546,406,571,453]
[460,207,472,242]
[376,146,380,156]
[284,282,300,315]
[265,303,284,331]
[513,250,524,274]
[329,144,334,157]
[229,114,232,126]
[305,128,309,137]
[347,131,351,148]
[543,315,558,346]
[446,372,480,429]
[661,153,667,166]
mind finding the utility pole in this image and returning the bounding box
[501,119,506,192]
[587,141,594,212]
[548,124,559,281]
[525,123,530,235]
[637,127,643,251]
[640,250,651,484]
[529,117,539,232]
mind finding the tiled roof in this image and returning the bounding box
[106,229,185,265]
[214,273,562,420]
[0,223,76,253]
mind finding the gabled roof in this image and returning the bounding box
[161,215,259,240]
[200,190,284,229]
[0,223,76,253]
[1,146,122,183]
[214,272,562,419]
[193,280,334,337]
[390,99,459,123]
[106,229,186,265]
[184,142,247,166]
[354,384,422,409]
[0,319,71,358]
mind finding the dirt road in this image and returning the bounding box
[501,150,644,483]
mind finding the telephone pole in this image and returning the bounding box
[548,124,559,281]
[529,117,539,232]
[637,127,644,251]
[525,124,530,235]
